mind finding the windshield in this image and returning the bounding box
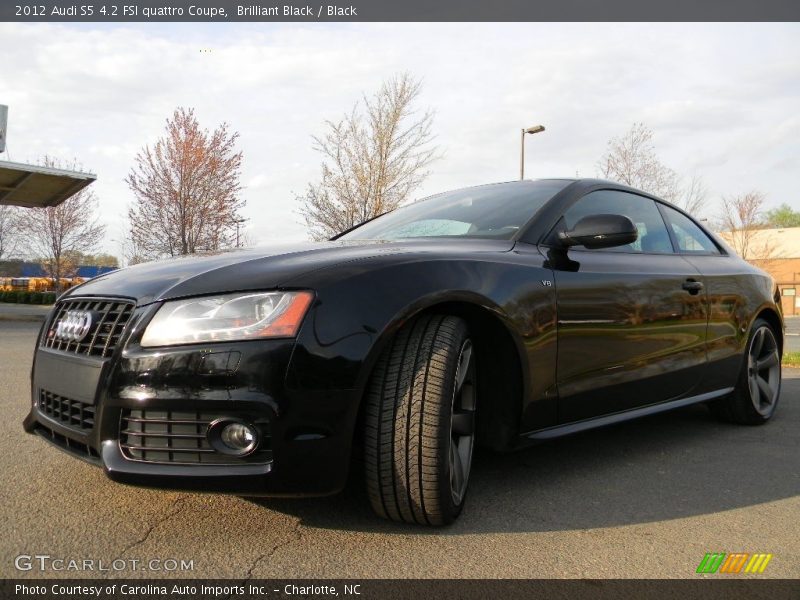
[338,180,570,241]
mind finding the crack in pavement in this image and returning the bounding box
[220,519,304,600]
[103,493,189,578]
[245,519,304,580]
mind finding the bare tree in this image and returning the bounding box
[299,73,439,240]
[236,228,255,248]
[18,158,105,291]
[121,235,147,267]
[680,174,708,217]
[717,191,777,261]
[599,123,708,216]
[0,205,21,260]
[126,107,244,259]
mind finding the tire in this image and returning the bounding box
[710,318,781,425]
[364,314,477,526]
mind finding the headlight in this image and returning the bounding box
[140,291,314,347]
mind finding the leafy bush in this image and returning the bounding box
[4,291,18,303]
[30,292,44,305]
[18,292,31,304]
[42,292,57,305]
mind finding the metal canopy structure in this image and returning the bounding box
[0,160,96,208]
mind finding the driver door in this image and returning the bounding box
[548,190,708,423]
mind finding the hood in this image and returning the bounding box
[66,239,514,305]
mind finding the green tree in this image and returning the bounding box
[65,251,119,268]
[763,203,800,228]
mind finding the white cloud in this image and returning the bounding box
[0,22,798,255]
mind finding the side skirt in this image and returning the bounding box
[522,387,734,441]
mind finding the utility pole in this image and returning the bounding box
[234,218,247,248]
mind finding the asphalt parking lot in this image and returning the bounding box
[1,320,798,579]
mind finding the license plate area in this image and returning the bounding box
[33,349,105,405]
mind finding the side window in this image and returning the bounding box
[561,190,674,253]
[659,205,721,254]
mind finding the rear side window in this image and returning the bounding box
[659,205,721,254]
[560,190,674,253]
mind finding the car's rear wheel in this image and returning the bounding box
[364,314,476,525]
[710,317,781,425]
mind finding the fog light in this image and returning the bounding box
[207,419,259,456]
[221,423,257,451]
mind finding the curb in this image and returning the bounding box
[0,304,52,323]
[0,314,46,323]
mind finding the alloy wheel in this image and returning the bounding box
[747,326,780,417]
[449,339,476,505]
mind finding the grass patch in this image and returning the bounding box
[783,352,800,368]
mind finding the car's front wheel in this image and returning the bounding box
[710,317,781,425]
[364,314,476,525]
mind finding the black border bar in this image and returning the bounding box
[3,579,800,600]
[2,1,800,22]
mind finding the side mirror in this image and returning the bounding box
[559,214,638,250]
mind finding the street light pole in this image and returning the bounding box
[519,124,545,180]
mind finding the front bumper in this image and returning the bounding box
[24,300,360,497]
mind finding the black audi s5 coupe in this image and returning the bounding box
[24,178,783,525]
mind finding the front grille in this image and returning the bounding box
[37,389,95,431]
[43,298,135,358]
[32,423,100,465]
[120,410,272,465]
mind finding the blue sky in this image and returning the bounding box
[1,22,798,257]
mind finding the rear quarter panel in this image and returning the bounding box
[683,254,782,392]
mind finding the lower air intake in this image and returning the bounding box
[119,409,272,465]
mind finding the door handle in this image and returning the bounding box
[682,280,704,294]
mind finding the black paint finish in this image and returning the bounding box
[23,179,783,496]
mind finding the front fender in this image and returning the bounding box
[285,251,558,441]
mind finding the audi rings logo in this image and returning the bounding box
[54,310,94,342]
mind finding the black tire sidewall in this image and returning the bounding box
[435,323,472,524]
[363,314,475,526]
